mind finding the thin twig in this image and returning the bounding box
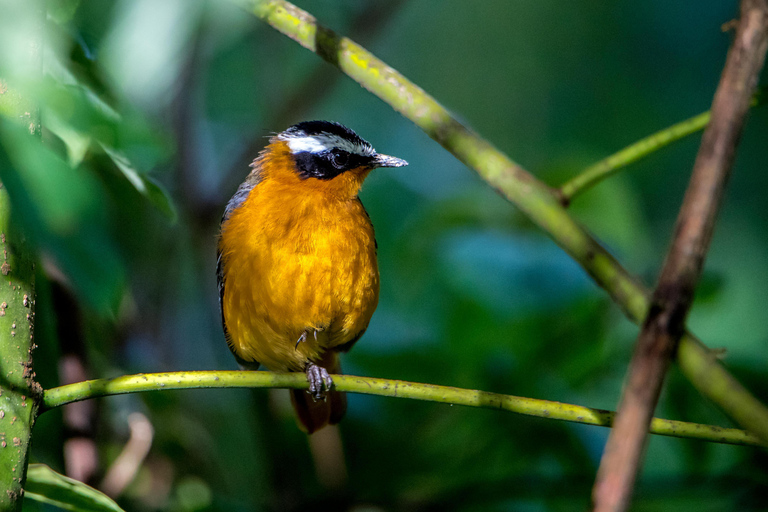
[592,1,768,511]
[557,86,766,206]
[40,370,764,447]
[246,0,768,441]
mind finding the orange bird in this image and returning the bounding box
[217,121,407,433]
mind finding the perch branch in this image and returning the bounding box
[41,371,764,447]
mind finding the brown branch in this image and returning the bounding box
[591,1,768,511]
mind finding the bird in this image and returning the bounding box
[217,121,407,433]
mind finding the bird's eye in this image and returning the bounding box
[330,150,349,169]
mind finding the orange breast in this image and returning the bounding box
[218,168,379,372]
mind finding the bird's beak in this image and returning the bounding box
[372,153,408,168]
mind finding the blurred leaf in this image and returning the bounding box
[45,106,92,166]
[47,0,81,25]
[24,463,125,512]
[43,46,116,113]
[1,118,100,233]
[0,117,124,314]
[100,0,205,110]
[37,73,176,221]
[101,144,177,222]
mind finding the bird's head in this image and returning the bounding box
[257,120,408,200]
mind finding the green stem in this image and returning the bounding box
[247,0,768,442]
[559,111,709,205]
[0,3,43,510]
[0,186,38,512]
[41,371,763,447]
[558,86,767,205]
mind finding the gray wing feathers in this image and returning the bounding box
[217,164,262,368]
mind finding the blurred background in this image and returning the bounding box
[1,0,768,510]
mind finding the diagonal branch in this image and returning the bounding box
[40,370,765,447]
[592,1,768,511]
[245,0,768,442]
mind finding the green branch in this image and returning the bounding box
[0,181,39,512]
[247,0,768,442]
[41,371,763,447]
[558,86,767,205]
[0,3,44,510]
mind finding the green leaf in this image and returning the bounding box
[44,107,92,167]
[101,144,177,222]
[36,71,177,221]
[46,0,82,25]
[24,464,125,512]
[0,118,125,314]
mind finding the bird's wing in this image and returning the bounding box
[217,164,263,368]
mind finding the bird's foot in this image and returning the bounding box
[305,362,333,401]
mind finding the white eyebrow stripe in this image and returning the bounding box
[278,132,375,157]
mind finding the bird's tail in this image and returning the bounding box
[290,351,347,434]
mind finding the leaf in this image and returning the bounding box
[24,464,125,512]
[46,0,82,25]
[101,143,177,222]
[0,118,125,314]
[37,64,177,221]
[44,107,92,167]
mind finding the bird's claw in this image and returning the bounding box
[295,327,325,350]
[295,331,307,350]
[305,362,333,401]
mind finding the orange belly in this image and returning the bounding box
[218,180,379,372]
